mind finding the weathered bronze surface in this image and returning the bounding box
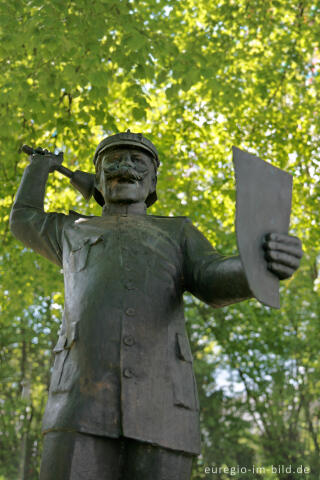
[10,132,303,479]
[40,432,193,479]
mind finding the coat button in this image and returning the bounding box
[123,368,133,378]
[123,335,135,346]
[126,307,135,316]
[125,281,135,290]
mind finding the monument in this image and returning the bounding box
[10,131,303,479]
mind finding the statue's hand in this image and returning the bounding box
[31,147,63,173]
[263,233,303,280]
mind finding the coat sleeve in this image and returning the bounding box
[181,218,253,308]
[9,156,67,267]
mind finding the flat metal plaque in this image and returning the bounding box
[232,146,293,309]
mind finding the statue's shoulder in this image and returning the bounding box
[148,214,191,235]
[64,210,97,229]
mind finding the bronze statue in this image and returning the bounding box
[10,131,303,479]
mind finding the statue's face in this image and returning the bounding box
[97,147,157,204]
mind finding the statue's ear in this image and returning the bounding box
[95,172,102,193]
[93,186,105,207]
[146,190,157,207]
[146,175,158,208]
[94,155,104,191]
[93,167,105,206]
[150,174,157,193]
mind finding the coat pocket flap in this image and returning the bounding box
[66,321,79,348]
[53,334,67,353]
[69,243,90,272]
[87,235,104,246]
[69,235,103,272]
[176,333,193,363]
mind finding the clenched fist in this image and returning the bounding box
[30,147,64,173]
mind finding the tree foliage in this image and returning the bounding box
[0,0,319,478]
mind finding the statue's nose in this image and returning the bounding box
[119,151,133,166]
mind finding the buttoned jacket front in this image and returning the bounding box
[10,160,243,455]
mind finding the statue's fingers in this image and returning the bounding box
[265,250,301,269]
[265,233,301,247]
[263,241,303,259]
[31,153,45,160]
[267,262,295,280]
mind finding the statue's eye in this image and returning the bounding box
[104,155,119,163]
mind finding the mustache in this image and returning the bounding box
[103,164,149,181]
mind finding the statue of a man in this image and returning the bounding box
[10,131,303,479]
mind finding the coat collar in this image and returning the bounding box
[102,202,147,216]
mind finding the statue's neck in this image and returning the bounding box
[102,201,147,216]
